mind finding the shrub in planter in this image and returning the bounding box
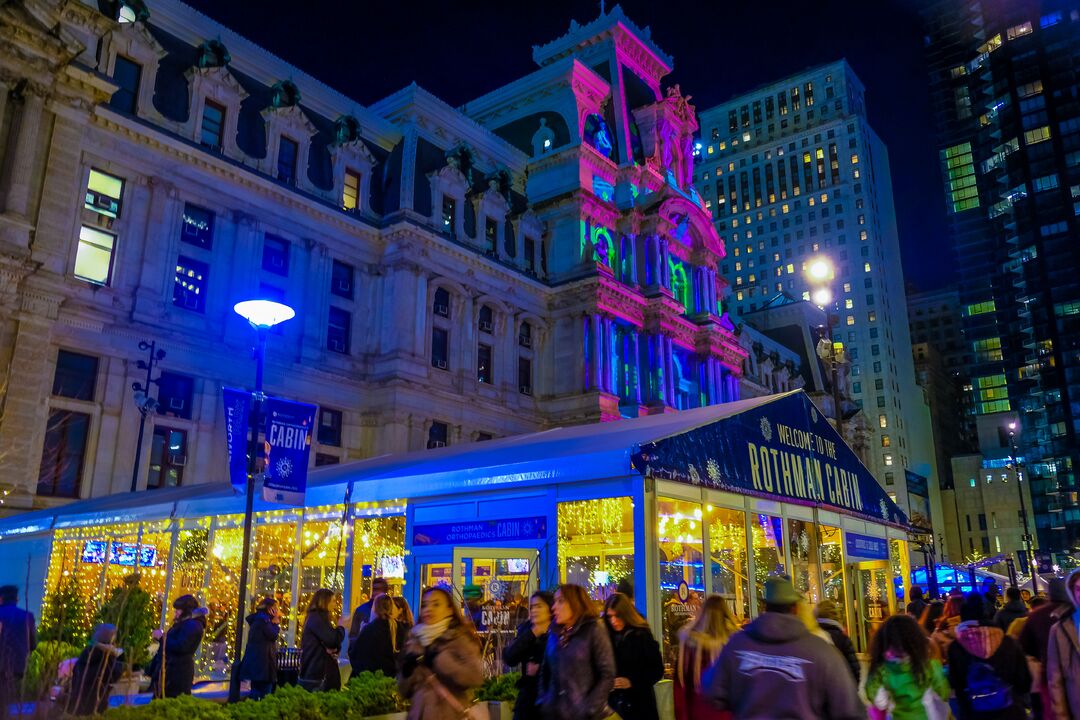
[341,671,408,717]
[228,685,327,720]
[22,640,81,700]
[475,672,520,703]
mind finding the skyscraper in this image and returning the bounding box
[923,1,1080,562]
[694,61,941,527]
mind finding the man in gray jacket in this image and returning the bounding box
[704,576,864,720]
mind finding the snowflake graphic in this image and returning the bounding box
[706,458,722,482]
[880,499,889,520]
[688,464,701,485]
[275,456,294,479]
[760,417,773,442]
[810,406,819,424]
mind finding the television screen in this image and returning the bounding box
[505,558,530,574]
[379,557,405,578]
[80,541,108,564]
[80,541,157,567]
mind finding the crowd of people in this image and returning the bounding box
[1,568,1078,719]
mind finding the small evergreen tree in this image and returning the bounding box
[97,573,156,667]
[39,580,92,647]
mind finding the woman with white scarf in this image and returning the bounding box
[398,586,484,720]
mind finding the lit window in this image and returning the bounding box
[864,262,871,273]
[1024,126,1051,145]
[342,169,361,211]
[845,299,853,309]
[843,283,851,292]
[846,315,854,326]
[181,204,214,249]
[868,311,877,322]
[882,435,891,448]
[878,414,887,428]
[85,169,124,218]
[173,256,208,313]
[74,225,116,285]
[850,154,859,165]
[884,453,894,466]
[1006,21,1032,39]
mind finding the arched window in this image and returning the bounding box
[669,259,691,313]
[518,321,533,348]
[478,305,494,333]
[433,288,450,318]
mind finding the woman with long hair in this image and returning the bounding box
[537,584,616,720]
[931,595,965,657]
[299,588,345,692]
[392,596,415,653]
[398,586,484,720]
[865,614,950,720]
[349,593,400,677]
[504,591,554,720]
[674,595,738,720]
[602,593,664,720]
[919,601,946,636]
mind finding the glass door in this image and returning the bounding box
[851,560,891,652]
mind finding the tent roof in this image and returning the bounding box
[0,391,905,538]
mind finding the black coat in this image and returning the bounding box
[0,604,36,678]
[348,617,397,677]
[240,611,280,684]
[947,629,1031,720]
[607,625,664,720]
[818,618,861,683]
[504,621,549,720]
[538,616,616,720]
[69,644,122,715]
[992,600,1027,633]
[348,598,375,641]
[151,616,205,698]
[299,610,344,691]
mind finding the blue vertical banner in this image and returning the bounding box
[222,387,251,491]
[262,396,317,506]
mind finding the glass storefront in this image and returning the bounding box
[818,524,846,629]
[657,498,704,670]
[557,497,634,601]
[752,514,786,606]
[707,506,750,621]
[788,518,823,605]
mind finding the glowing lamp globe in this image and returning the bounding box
[811,288,833,307]
[806,258,834,282]
[233,299,295,329]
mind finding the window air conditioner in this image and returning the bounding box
[434,359,448,370]
[434,304,449,317]
[168,454,187,466]
[479,321,493,333]
[520,385,533,396]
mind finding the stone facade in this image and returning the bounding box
[0,1,745,513]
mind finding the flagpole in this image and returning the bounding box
[332,480,354,593]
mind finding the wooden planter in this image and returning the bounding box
[485,701,513,720]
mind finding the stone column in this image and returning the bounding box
[658,239,670,288]
[631,330,642,402]
[649,236,661,286]
[0,87,46,220]
[663,336,675,404]
[589,314,602,392]
[705,358,716,405]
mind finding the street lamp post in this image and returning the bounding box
[228,300,295,704]
[805,257,845,439]
[130,341,166,493]
[1008,422,1039,595]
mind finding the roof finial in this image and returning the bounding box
[599,0,606,15]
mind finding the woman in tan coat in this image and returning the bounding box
[398,586,484,720]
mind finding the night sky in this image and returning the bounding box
[182,0,950,291]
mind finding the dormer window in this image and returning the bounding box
[277,137,299,185]
[343,170,361,211]
[110,56,141,114]
[200,100,225,149]
[478,306,494,334]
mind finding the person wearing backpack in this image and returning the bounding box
[947,593,1031,720]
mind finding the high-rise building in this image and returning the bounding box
[694,61,940,525]
[922,1,1080,560]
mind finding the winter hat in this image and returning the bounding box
[763,576,801,606]
[173,594,199,614]
[1046,577,1068,604]
[815,600,839,622]
[92,623,117,645]
[960,593,985,623]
